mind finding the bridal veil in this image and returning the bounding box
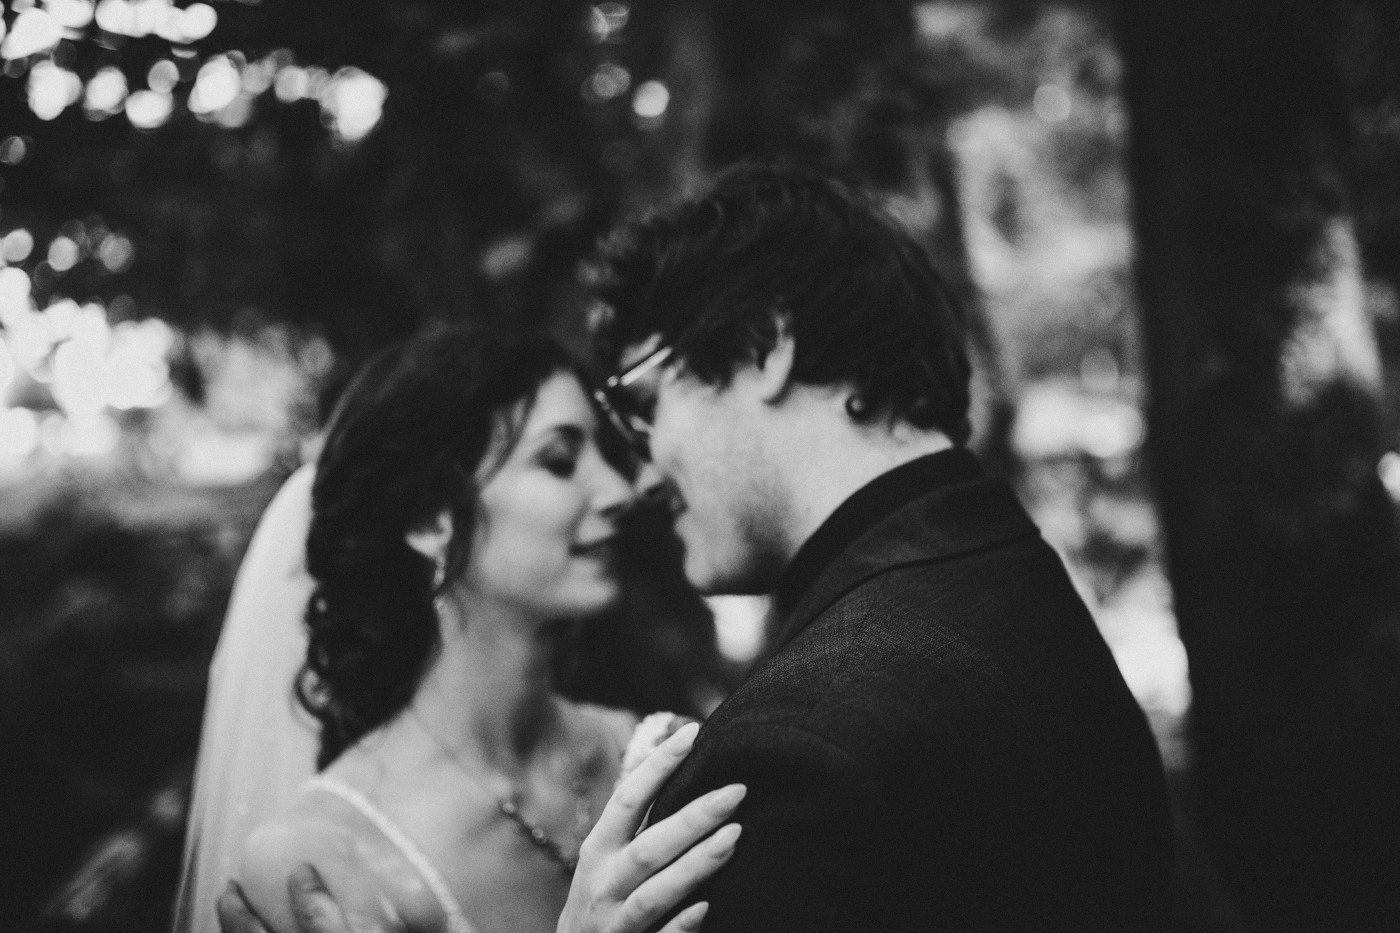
[172,464,319,933]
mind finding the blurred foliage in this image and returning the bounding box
[0,466,284,929]
[0,0,1146,379]
[0,3,1185,929]
[8,1,1398,930]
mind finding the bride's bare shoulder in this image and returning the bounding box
[239,796,402,933]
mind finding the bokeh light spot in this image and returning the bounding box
[1380,452,1400,502]
[586,3,630,42]
[147,58,178,93]
[274,65,307,102]
[189,55,241,114]
[0,136,30,165]
[27,61,83,120]
[47,235,81,272]
[178,3,217,42]
[1033,83,1072,123]
[241,56,277,94]
[274,64,326,103]
[45,0,96,30]
[3,8,63,60]
[94,0,135,36]
[125,88,172,129]
[129,0,173,39]
[84,65,128,116]
[708,596,767,664]
[631,79,669,120]
[321,67,386,142]
[914,2,974,43]
[3,229,36,263]
[96,233,135,272]
[583,62,630,102]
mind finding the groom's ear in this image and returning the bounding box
[754,314,796,405]
[405,508,454,559]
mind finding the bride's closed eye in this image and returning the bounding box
[538,431,584,478]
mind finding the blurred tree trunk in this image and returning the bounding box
[1118,1,1400,930]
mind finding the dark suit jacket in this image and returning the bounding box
[649,460,1175,931]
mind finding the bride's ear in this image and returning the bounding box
[405,508,454,560]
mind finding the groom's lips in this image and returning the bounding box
[571,535,618,556]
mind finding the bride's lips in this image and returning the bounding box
[658,485,686,519]
[570,535,618,557]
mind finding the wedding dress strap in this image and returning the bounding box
[305,775,477,933]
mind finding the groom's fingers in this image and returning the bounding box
[216,881,273,933]
[287,864,355,933]
[589,721,699,846]
[604,784,746,898]
[615,824,741,932]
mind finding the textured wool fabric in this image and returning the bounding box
[649,453,1175,932]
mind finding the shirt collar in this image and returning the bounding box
[773,447,985,618]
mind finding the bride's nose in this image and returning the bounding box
[595,460,638,519]
[631,459,670,509]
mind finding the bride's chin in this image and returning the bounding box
[541,581,622,625]
[579,579,624,616]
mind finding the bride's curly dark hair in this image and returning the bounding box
[297,325,582,768]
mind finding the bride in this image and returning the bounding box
[177,326,740,933]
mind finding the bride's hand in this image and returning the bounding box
[557,722,744,933]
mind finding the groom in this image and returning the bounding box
[583,163,1174,930]
[223,164,1175,931]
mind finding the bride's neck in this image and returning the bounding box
[408,600,574,772]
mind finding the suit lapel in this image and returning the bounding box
[765,478,1040,657]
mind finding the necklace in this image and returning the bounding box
[407,707,594,876]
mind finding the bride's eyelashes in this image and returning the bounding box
[537,430,585,478]
[541,450,578,478]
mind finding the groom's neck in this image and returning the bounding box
[764,394,955,562]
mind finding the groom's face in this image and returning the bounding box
[613,337,788,596]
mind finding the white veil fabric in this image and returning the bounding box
[173,464,320,933]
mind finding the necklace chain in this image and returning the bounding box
[408,708,592,876]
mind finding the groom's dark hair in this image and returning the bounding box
[588,162,973,444]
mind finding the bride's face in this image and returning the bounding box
[460,371,634,621]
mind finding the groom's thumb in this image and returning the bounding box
[288,864,352,933]
[216,880,271,933]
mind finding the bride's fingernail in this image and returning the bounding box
[703,783,747,814]
[668,721,700,751]
[706,823,742,854]
[678,901,709,930]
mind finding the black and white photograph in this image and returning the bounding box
[0,2,1397,931]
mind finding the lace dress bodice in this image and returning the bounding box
[298,711,690,933]
[304,775,478,933]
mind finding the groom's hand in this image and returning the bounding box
[215,880,270,933]
[557,722,743,933]
[217,866,371,933]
